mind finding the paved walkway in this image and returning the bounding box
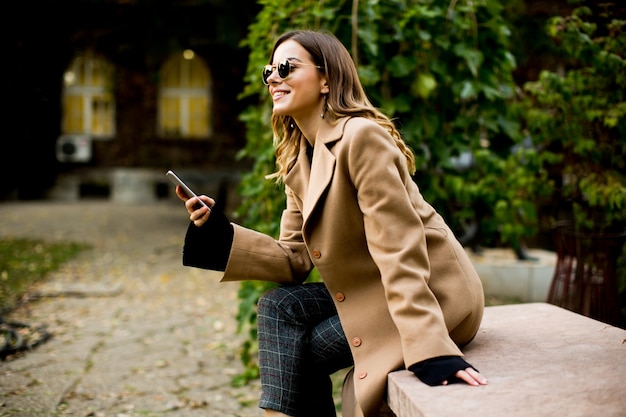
[0,200,263,417]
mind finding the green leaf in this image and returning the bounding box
[413,73,438,99]
[460,81,477,100]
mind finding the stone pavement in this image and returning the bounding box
[0,201,264,417]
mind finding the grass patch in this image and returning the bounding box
[0,238,91,315]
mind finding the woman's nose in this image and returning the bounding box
[266,69,281,85]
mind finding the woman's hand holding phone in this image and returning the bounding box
[167,170,215,227]
[174,186,213,227]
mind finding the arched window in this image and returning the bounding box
[61,52,115,137]
[158,50,212,138]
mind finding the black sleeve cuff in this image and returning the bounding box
[408,356,477,386]
[182,209,233,271]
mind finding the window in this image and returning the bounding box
[158,50,212,138]
[61,52,115,137]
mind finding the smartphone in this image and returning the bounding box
[166,170,211,210]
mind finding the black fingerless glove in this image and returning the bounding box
[182,206,233,271]
[408,356,477,386]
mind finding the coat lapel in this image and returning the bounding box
[284,137,310,205]
[303,139,335,222]
[284,117,348,226]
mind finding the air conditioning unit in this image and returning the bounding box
[56,135,92,163]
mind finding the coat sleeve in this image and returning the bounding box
[182,210,233,271]
[343,120,463,366]
[220,187,314,284]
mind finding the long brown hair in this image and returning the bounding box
[267,30,416,182]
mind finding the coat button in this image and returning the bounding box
[312,249,321,259]
[358,371,368,379]
[352,337,362,347]
[335,292,345,302]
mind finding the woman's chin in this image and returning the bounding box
[272,107,288,117]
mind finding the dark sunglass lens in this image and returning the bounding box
[277,60,291,79]
[262,66,272,85]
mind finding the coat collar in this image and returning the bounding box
[284,117,349,222]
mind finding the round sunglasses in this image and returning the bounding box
[262,59,323,85]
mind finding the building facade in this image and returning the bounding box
[6,0,259,201]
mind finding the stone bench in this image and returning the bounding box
[387,302,626,417]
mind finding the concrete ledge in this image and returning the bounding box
[468,249,556,302]
[48,168,241,208]
[387,303,626,417]
[110,168,161,203]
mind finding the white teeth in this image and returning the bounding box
[273,91,288,99]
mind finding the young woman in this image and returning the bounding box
[177,29,487,417]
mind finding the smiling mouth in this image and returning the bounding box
[273,91,289,99]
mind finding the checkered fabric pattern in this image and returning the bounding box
[257,283,354,416]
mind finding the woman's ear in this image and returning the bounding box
[321,79,329,95]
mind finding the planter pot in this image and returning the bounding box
[547,222,626,327]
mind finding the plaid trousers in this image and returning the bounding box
[257,282,354,417]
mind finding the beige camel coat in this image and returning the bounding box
[221,116,485,417]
